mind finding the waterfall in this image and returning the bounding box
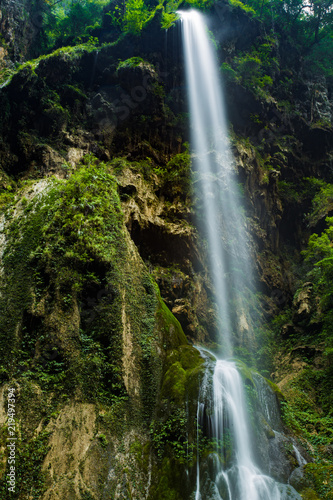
[179,9,253,357]
[178,11,301,500]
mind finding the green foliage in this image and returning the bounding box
[278,180,300,204]
[306,179,333,226]
[14,430,50,499]
[0,158,126,401]
[303,216,333,273]
[304,464,333,500]
[152,146,192,201]
[0,380,60,499]
[227,1,333,78]
[117,56,146,70]
[0,190,15,209]
[123,0,154,34]
[161,11,179,29]
[106,0,161,35]
[224,36,278,99]
[43,0,110,48]
[39,161,124,268]
[150,408,191,461]
[221,62,239,83]
[280,370,333,446]
[228,0,256,15]
[301,220,333,354]
[33,0,217,48]
[275,219,333,481]
[98,433,109,448]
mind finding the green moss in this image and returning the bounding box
[161,362,186,402]
[300,489,321,500]
[98,434,108,448]
[150,342,204,494]
[0,380,61,499]
[0,190,15,208]
[178,345,202,371]
[304,464,333,500]
[265,379,286,403]
[234,358,255,385]
[117,56,146,70]
[280,369,333,450]
[0,158,127,401]
[228,0,256,15]
[0,149,196,495]
[149,458,182,499]
[156,295,188,349]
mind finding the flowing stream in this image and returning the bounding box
[178,10,301,500]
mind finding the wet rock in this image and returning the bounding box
[277,483,302,499]
[289,466,311,491]
[267,432,295,483]
[260,414,276,439]
[117,60,157,93]
[34,145,66,174]
[305,78,332,126]
[0,0,38,63]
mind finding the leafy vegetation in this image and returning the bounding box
[35,0,110,49]
[228,0,333,77]
[268,216,333,498]
[0,157,162,406]
[302,218,333,361]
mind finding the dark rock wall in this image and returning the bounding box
[0,2,332,499]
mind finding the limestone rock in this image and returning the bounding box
[292,282,314,324]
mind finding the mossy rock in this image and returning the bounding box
[165,345,203,371]
[178,345,203,371]
[149,458,184,500]
[161,345,205,404]
[265,378,286,403]
[259,414,275,439]
[300,488,322,500]
[156,296,188,349]
[161,361,187,402]
[233,358,256,386]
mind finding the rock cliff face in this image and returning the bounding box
[0,0,43,66]
[0,2,332,499]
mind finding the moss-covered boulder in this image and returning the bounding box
[0,155,204,499]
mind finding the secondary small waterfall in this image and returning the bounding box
[178,10,301,500]
[195,349,283,500]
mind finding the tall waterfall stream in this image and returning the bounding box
[178,11,303,500]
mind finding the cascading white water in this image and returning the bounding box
[178,10,297,500]
[211,360,281,499]
[193,348,284,500]
[179,9,252,357]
